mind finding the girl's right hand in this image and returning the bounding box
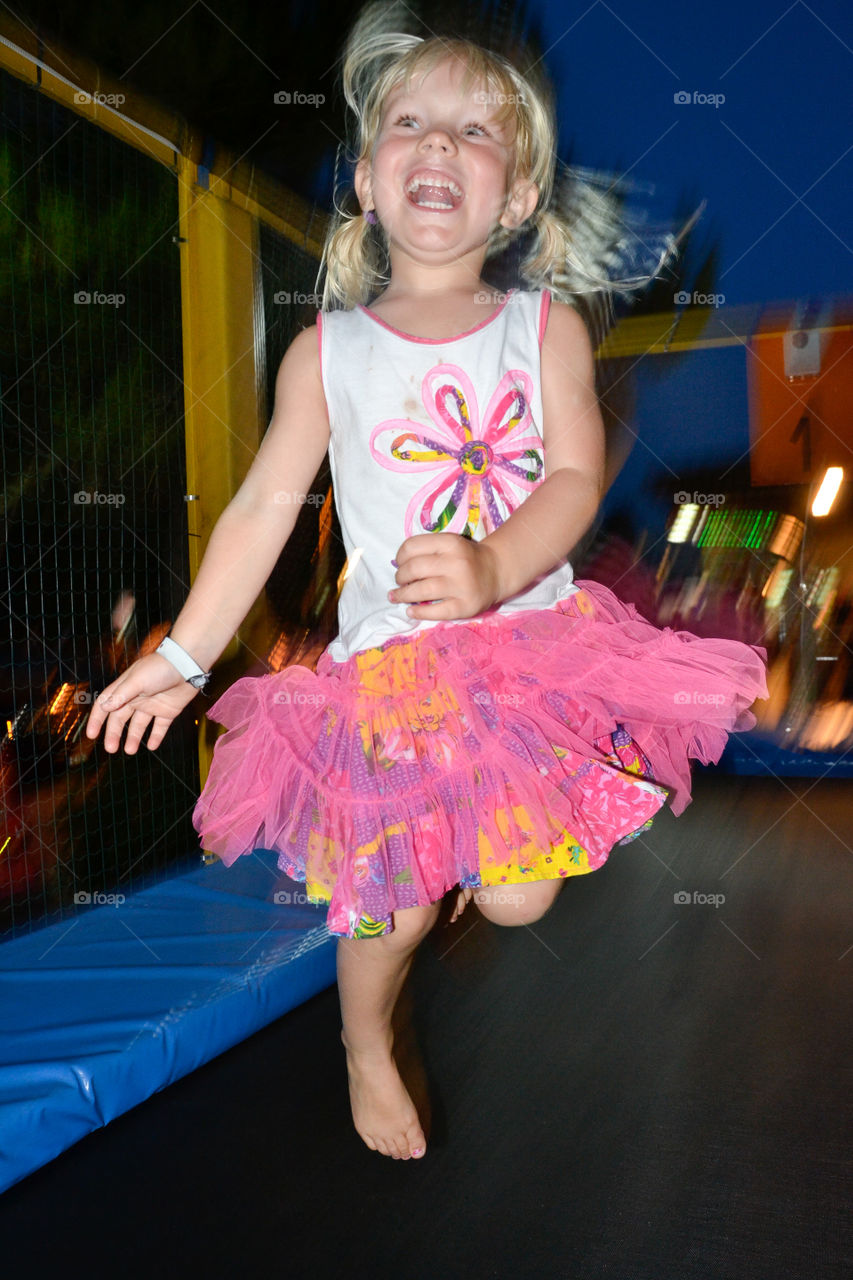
[84,654,202,755]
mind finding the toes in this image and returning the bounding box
[405,1127,426,1160]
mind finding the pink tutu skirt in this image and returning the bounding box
[192,581,768,937]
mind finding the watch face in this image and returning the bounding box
[189,674,209,689]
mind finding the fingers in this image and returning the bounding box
[146,714,174,752]
[389,576,446,606]
[86,679,150,753]
[121,707,157,755]
[85,656,188,753]
[84,682,124,740]
[97,701,145,754]
[395,532,452,564]
[449,886,474,923]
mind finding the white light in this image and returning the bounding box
[811,467,844,517]
[667,503,700,544]
[341,547,364,581]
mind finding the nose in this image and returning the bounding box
[417,126,457,154]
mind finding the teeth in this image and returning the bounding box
[405,175,463,198]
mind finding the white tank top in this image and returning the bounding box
[317,287,578,661]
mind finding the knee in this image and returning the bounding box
[383,900,442,949]
[473,879,563,927]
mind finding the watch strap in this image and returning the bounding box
[155,635,212,688]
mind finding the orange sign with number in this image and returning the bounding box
[748,329,853,486]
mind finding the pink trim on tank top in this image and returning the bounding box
[316,312,323,379]
[357,288,517,345]
[538,289,551,348]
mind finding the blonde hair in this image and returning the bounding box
[319,8,684,321]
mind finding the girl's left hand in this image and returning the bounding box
[389,532,501,621]
[449,885,474,924]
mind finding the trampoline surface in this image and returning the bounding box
[1,772,851,1280]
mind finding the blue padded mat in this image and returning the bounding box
[0,850,337,1193]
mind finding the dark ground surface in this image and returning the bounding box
[2,771,851,1280]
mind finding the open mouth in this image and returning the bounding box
[405,172,464,211]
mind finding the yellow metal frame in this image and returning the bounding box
[176,157,273,784]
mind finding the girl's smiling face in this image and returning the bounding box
[355,57,538,275]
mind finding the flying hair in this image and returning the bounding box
[318,3,696,338]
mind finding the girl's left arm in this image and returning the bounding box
[478,299,605,603]
[391,301,605,620]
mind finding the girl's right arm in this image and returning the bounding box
[85,323,331,755]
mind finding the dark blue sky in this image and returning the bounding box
[529,0,853,308]
[509,0,852,531]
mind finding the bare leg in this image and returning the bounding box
[473,876,565,926]
[337,901,441,1160]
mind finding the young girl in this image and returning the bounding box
[86,17,767,1164]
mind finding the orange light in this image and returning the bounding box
[49,683,73,715]
[811,467,844,517]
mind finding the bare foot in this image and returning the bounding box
[342,1032,427,1160]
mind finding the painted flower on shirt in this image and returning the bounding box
[369,363,544,539]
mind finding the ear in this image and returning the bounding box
[500,178,539,230]
[354,157,373,214]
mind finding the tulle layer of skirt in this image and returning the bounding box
[192,581,768,937]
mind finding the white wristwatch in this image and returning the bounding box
[155,635,212,689]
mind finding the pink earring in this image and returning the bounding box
[364,209,378,225]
